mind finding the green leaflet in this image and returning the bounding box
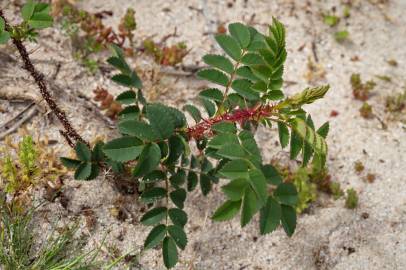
[118,120,158,141]
[167,225,187,250]
[241,53,265,65]
[116,90,136,104]
[75,142,91,162]
[281,205,296,236]
[170,189,186,209]
[259,196,281,235]
[231,79,259,101]
[222,178,248,201]
[140,187,166,204]
[277,122,289,148]
[146,104,175,140]
[141,207,167,226]
[144,224,166,249]
[274,183,298,206]
[183,104,202,123]
[168,208,188,227]
[241,186,259,227]
[199,88,224,103]
[74,162,92,180]
[133,143,161,177]
[102,137,144,162]
[261,164,282,185]
[162,236,178,268]
[215,34,242,61]
[218,159,251,180]
[212,200,241,221]
[203,54,234,74]
[60,157,81,169]
[197,69,229,87]
[228,22,251,48]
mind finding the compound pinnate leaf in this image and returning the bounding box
[212,200,241,221]
[144,224,166,249]
[163,236,178,269]
[203,54,234,74]
[197,69,229,87]
[103,137,144,162]
[281,205,296,237]
[141,207,167,226]
[215,34,242,61]
[260,196,281,235]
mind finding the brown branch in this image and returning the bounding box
[0,10,89,148]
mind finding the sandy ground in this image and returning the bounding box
[1,0,406,269]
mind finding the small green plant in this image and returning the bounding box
[2,3,332,268]
[386,89,406,113]
[323,14,340,27]
[335,30,349,42]
[351,73,376,101]
[345,188,358,209]
[0,198,119,270]
[292,167,317,213]
[359,102,374,119]
[0,135,67,197]
[60,20,330,268]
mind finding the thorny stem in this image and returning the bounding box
[0,10,89,148]
[186,104,276,140]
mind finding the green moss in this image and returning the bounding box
[293,168,317,213]
[345,188,358,209]
[330,182,344,200]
